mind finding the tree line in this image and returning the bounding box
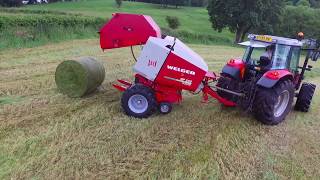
[207,0,320,43]
[129,0,207,7]
[0,0,208,7]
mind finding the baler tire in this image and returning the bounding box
[121,84,157,118]
[253,80,294,125]
[159,102,172,114]
[294,83,316,112]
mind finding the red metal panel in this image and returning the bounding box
[99,13,161,49]
[227,58,245,69]
[264,70,293,80]
[155,86,182,104]
[135,74,182,104]
[155,52,207,92]
[112,84,127,92]
[117,79,132,87]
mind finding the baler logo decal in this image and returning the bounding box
[148,60,157,67]
[164,76,192,86]
[167,65,196,76]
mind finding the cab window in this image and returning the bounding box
[271,44,291,70]
[290,47,301,72]
[243,47,266,65]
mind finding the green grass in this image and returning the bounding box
[0,0,235,50]
[21,0,234,42]
[0,96,24,105]
[0,40,319,179]
[0,11,105,50]
[0,25,98,49]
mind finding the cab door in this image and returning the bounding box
[289,46,301,73]
[289,46,301,88]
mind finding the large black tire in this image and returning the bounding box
[253,80,294,125]
[295,83,316,112]
[121,84,157,118]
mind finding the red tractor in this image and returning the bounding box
[99,13,318,125]
[218,34,318,125]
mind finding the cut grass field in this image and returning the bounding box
[0,39,319,179]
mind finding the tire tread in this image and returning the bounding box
[295,83,316,112]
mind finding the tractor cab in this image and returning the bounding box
[239,34,303,73]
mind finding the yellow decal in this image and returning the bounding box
[255,35,273,42]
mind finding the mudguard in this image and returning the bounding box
[221,59,245,80]
[257,70,293,88]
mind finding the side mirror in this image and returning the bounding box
[311,51,320,61]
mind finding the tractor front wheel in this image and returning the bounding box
[121,84,157,118]
[253,80,294,125]
[295,83,316,112]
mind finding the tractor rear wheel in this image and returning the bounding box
[121,84,157,118]
[253,80,294,125]
[295,83,316,112]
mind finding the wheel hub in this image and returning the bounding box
[274,90,290,117]
[128,94,148,114]
[160,104,169,113]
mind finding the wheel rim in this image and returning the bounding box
[274,90,290,117]
[160,104,169,113]
[128,94,148,114]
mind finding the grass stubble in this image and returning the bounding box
[0,39,319,179]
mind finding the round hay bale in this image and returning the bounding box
[55,57,105,98]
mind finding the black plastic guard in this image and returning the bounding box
[222,65,240,80]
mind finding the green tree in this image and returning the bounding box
[115,0,122,8]
[297,0,311,6]
[165,16,180,29]
[207,0,285,43]
[275,6,320,39]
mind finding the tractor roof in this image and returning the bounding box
[239,34,303,48]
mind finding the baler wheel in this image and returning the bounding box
[121,84,157,118]
[159,102,172,114]
[295,83,316,112]
[253,80,294,125]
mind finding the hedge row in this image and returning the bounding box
[161,27,233,44]
[0,7,82,16]
[0,14,107,30]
